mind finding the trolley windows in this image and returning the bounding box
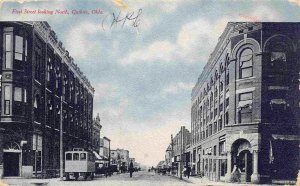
[66,153,72,160]
[73,153,79,160]
[80,153,87,160]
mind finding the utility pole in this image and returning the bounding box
[171,134,174,175]
[59,96,63,180]
[180,126,183,180]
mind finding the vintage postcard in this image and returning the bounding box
[0,0,299,185]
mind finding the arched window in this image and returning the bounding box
[239,48,253,79]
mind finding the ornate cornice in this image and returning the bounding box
[31,21,95,95]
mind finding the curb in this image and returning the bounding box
[169,174,194,184]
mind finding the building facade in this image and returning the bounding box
[110,148,130,171]
[171,126,190,173]
[165,144,172,168]
[190,22,300,183]
[99,137,110,160]
[92,113,101,154]
[0,22,95,178]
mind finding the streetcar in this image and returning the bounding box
[65,148,95,180]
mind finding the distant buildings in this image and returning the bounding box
[110,148,131,171]
[92,114,102,154]
[163,126,190,175]
[97,137,110,168]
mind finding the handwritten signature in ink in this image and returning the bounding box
[102,8,142,31]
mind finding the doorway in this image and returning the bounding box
[3,152,20,177]
[238,150,252,182]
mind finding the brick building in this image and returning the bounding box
[171,126,190,173]
[190,22,300,184]
[0,21,95,178]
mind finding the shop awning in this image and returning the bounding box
[272,134,300,141]
[93,151,103,160]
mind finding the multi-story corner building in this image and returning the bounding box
[0,22,95,178]
[190,22,300,184]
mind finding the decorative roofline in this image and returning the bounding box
[28,21,95,94]
[191,22,261,100]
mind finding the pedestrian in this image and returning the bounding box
[186,165,191,179]
[129,160,134,178]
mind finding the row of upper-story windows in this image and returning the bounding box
[192,91,255,144]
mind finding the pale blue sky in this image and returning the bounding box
[1,0,299,166]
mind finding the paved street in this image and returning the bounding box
[1,171,283,186]
[1,171,190,186]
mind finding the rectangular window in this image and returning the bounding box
[238,92,253,123]
[220,159,227,176]
[213,145,217,156]
[226,98,229,107]
[214,108,217,118]
[24,89,27,103]
[219,115,223,130]
[66,153,72,160]
[240,92,253,101]
[32,134,42,172]
[219,103,223,113]
[219,141,226,155]
[73,153,79,160]
[15,35,23,60]
[4,86,11,115]
[25,40,28,61]
[14,87,22,102]
[80,153,87,161]
[5,34,12,68]
[225,111,229,125]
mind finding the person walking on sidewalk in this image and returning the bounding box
[129,160,134,178]
[186,165,191,179]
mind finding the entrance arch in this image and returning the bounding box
[3,142,21,177]
[231,139,253,182]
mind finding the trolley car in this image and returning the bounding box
[65,148,95,180]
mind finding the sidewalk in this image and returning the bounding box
[170,174,259,185]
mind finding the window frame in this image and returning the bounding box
[239,48,254,79]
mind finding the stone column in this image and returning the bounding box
[251,150,260,183]
[225,151,232,182]
[0,128,5,178]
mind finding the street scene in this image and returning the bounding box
[0,0,300,186]
[1,171,267,186]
